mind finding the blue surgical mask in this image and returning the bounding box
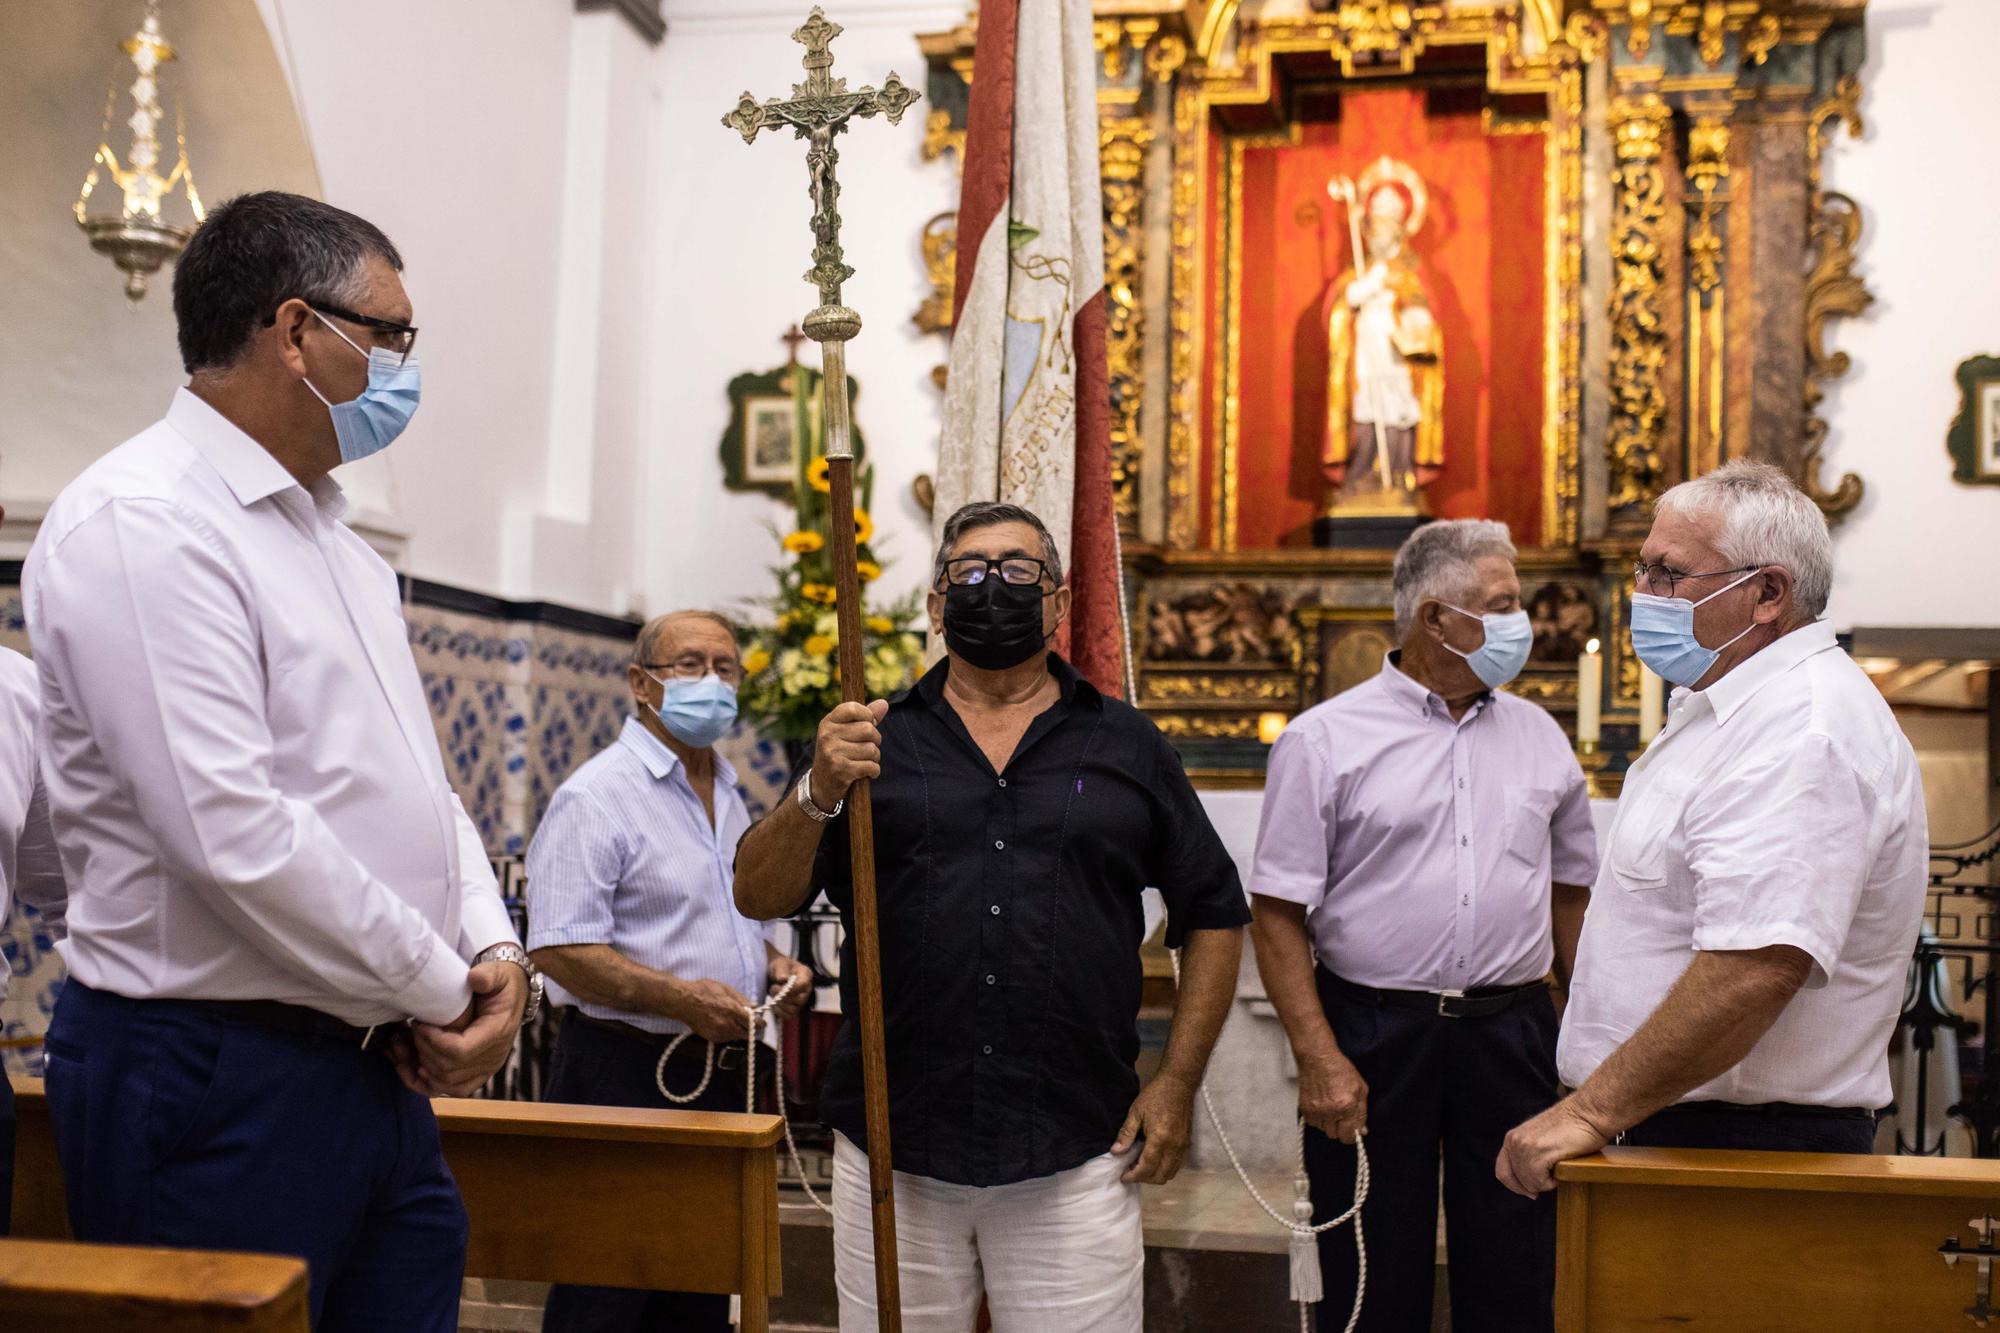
[1441,605,1533,689]
[303,311,421,464]
[1629,568,1761,687]
[652,673,739,749]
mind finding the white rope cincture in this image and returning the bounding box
[653,974,831,1214]
[1174,950,1368,1333]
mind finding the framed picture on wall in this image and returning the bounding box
[1946,354,2000,486]
[719,362,866,497]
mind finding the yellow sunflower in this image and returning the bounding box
[782,530,824,555]
[866,615,894,635]
[807,457,832,493]
[856,560,882,583]
[853,509,874,544]
[804,634,835,659]
[741,647,772,676]
[800,582,838,606]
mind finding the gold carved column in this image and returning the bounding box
[1605,88,1674,523]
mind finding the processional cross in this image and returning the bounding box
[723,13,918,1330]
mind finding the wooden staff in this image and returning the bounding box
[722,9,919,1327]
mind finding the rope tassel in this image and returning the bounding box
[1288,1174,1323,1305]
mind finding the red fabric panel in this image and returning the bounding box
[1219,88,1548,547]
[1198,122,1225,548]
[1065,290,1125,697]
[950,0,1017,329]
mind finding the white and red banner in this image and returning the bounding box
[933,0,1126,697]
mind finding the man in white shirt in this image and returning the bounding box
[1499,461,1928,1197]
[0,630,67,1236]
[1249,520,1596,1333]
[528,609,811,1333]
[24,192,537,1330]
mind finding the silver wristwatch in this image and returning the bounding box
[796,767,844,822]
[477,942,544,1024]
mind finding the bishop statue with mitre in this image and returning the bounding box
[1321,155,1443,512]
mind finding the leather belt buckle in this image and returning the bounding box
[715,1044,746,1071]
[1436,989,1469,1018]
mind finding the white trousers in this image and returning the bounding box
[832,1133,1143,1333]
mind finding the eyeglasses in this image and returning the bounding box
[642,656,743,685]
[940,556,1053,589]
[265,300,420,366]
[1631,561,1757,598]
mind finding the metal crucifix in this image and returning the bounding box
[723,11,918,1330]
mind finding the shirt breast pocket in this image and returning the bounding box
[1607,783,1676,892]
[1503,785,1558,867]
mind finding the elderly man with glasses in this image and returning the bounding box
[527,609,812,1333]
[1499,460,1929,1197]
[734,501,1250,1333]
[25,191,528,1331]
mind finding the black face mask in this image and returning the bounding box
[942,577,1050,671]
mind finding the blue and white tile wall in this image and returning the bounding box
[0,584,791,1074]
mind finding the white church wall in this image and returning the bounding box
[644,0,963,622]
[1819,0,2000,630]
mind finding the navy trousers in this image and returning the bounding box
[43,981,469,1331]
[540,1012,771,1333]
[1306,971,1561,1333]
[1622,1101,1878,1154]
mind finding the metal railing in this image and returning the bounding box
[1893,819,2000,1156]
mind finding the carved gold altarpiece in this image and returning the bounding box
[917,0,1871,777]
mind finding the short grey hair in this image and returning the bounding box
[1653,460,1832,618]
[632,609,739,667]
[933,502,1064,586]
[1391,519,1518,639]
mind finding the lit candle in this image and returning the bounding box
[1257,711,1288,746]
[1577,638,1602,747]
[1638,663,1664,745]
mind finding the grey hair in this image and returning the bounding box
[933,502,1064,586]
[1391,519,1518,639]
[1653,460,1832,618]
[632,609,739,667]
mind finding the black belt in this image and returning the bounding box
[570,1010,753,1070]
[178,997,401,1053]
[1668,1099,1876,1121]
[1321,969,1549,1019]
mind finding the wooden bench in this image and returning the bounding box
[1558,1146,2000,1331]
[10,1075,785,1331]
[0,1236,309,1331]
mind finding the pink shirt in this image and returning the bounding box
[1249,657,1598,991]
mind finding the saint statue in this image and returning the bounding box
[1321,156,1443,516]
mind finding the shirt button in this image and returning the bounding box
[985,974,997,985]
[998,778,1008,788]
[990,905,1002,915]
[1462,895,1470,906]
[982,1044,994,1055]
[994,839,1005,850]
[1460,835,1469,847]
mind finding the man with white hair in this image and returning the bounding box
[1498,460,1928,1197]
[1249,519,1595,1333]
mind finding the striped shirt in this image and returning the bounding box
[526,717,771,1034]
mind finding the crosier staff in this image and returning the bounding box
[722,10,919,1330]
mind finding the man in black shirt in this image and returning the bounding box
[736,501,1248,1332]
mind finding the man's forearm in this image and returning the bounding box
[1156,926,1244,1088]
[1569,945,1811,1134]
[1248,895,1345,1065]
[733,793,826,920]
[1550,882,1588,991]
[531,943,694,1024]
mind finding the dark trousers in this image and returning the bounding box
[1623,1100,1878,1154]
[42,981,469,1330]
[0,1068,14,1235]
[1306,971,1560,1333]
[540,1012,772,1333]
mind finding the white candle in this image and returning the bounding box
[1639,664,1665,744]
[1577,639,1602,746]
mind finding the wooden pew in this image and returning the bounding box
[0,1237,309,1331]
[1557,1147,2000,1331]
[10,1075,785,1332]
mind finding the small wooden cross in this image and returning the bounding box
[779,323,809,365]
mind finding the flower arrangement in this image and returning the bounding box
[738,367,927,743]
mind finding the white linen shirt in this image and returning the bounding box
[0,648,66,990]
[23,389,516,1027]
[525,717,773,1035]
[1557,621,1928,1109]
[1249,656,1599,991]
